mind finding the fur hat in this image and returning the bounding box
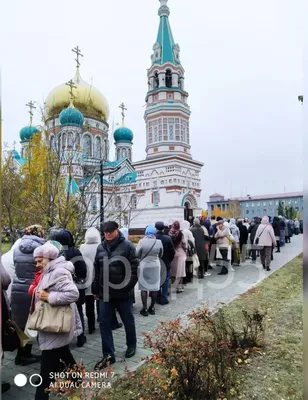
[33,242,59,260]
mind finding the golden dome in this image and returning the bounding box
[45,68,109,121]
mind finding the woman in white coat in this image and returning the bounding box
[180,220,195,283]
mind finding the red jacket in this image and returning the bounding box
[28,270,43,297]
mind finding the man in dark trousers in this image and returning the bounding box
[155,221,175,305]
[92,221,139,370]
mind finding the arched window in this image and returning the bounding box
[75,133,81,149]
[94,137,102,159]
[82,135,92,157]
[128,148,132,161]
[154,72,159,89]
[67,132,74,149]
[117,148,121,160]
[122,148,127,158]
[50,136,55,151]
[130,194,137,209]
[115,196,121,210]
[166,69,172,88]
[91,196,97,212]
[62,133,67,149]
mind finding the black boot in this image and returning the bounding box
[15,344,41,366]
[77,334,87,347]
[2,382,10,394]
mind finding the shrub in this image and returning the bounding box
[98,308,266,400]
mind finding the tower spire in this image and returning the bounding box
[152,0,180,65]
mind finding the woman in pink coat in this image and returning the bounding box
[253,216,276,271]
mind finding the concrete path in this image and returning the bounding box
[2,235,302,399]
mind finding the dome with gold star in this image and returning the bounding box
[45,67,109,122]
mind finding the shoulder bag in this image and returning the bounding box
[255,226,267,245]
[27,276,73,334]
[141,240,157,261]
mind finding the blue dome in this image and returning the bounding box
[19,125,40,141]
[59,106,84,127]
[12,150,21,159]
[113,126,134,143]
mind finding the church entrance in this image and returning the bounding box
[184,201,194,223]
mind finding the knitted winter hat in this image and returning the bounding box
[33,242,59,260]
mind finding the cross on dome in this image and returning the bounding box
[25,100,36,125]
[66,79,77,105]
[119,102,127,127]
[72,46,83,68]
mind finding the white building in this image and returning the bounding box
[13,0,203,230]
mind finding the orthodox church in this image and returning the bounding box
[13,0,203,229]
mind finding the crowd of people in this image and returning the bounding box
[0,215,301,397]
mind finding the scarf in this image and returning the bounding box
[169,221,183,247]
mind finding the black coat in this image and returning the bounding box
[248,223,260,243]
[238,224,248,245]
[272,222,281,237]
[48,229,87,280]
[190,225,210,261]
[156,231,175,269]
[92,232,139,302]
[49,229,87,305]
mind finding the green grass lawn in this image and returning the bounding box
[229,255,303,400]
[1,243,11,254]
[97,255,303,400]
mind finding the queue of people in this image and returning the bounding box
[0,215,301,397]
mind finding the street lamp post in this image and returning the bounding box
[100,157,104,232]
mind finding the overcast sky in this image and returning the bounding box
[1,0,304,206]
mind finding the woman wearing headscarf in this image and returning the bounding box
[254,216,276,271]
[32,242,82,400]
[169,221,187,293]
[11,224,45,366]
[136,226,163,316]
[229,218,241,266]
[180,220,195,283]
[215,220,231,275]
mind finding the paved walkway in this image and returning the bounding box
[2,235,303,399]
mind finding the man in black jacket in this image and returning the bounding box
[155,221,175,305]
[92,221,139,370]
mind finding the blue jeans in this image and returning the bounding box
[160,269,170,301]
[99,299,137,358]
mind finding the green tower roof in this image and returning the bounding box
[155,0,180,65]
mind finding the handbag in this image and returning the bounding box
[192,253,200,269]
[2,291,29,351]
[27,276,73,334]
[24,295,38,342]
[255,226,267,245]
